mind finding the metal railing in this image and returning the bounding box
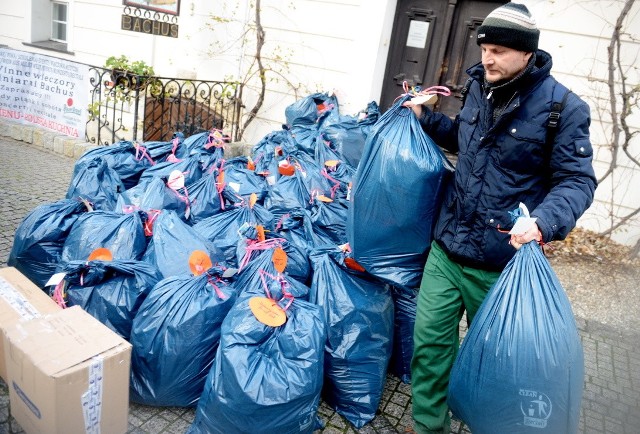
[86,66,243,145]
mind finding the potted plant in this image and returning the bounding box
[105,55,156,90]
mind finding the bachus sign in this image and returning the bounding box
[121,15,179,38]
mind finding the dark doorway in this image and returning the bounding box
[380,0,505,116]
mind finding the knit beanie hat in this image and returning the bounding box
[476,2,539,52]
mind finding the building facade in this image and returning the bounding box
[0,0,638,248]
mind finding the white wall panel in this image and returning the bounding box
[0,0,638,245]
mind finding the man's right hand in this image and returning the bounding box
[402,100,424,118]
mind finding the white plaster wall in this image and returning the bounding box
[521,0,640,246]
[0,0,637,245]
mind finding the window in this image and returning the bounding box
[51,2,68,42]
[25,0,72,53]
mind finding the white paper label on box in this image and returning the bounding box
[82,356,104,434]
[0,276,42,320]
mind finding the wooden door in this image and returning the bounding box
[380,0,505,116]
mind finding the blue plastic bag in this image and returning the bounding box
[388,284,418,384]
[188,267,326,434]
[139,134,189,163]
[8,199,89,288]
[309,245,394,428]
[251,129,298,184]
[284,92,339,129]
[309,194,350,246]
[264,152,332,215]
[218,161,270,202]
[235,237,312,291]
[66,156,126,211]
[347,95,453,290]
[193,198,275,268]
[182,129,228,161]
[52,259,161,340]
[273,208,326,256]
[142,210,225,278]
[447,242,584,434]
[73,140,154,189]
[138,153,204,188]
[183,171,224,225]
[61,210,147,263]
[319,101,379,169]
[130,266,237,407]
[115,176,189,219]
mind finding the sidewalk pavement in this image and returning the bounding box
[0,118,638,434]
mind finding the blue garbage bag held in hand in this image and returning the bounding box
[447,241,584,434]
[347,92,453,290]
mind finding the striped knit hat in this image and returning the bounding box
[476,2,539,52]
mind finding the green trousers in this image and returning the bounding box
[411,241,501,434]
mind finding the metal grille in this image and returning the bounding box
[86,66,243,145]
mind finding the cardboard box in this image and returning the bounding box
[0,267,61,382]
[4,305,132,434]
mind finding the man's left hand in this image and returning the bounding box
[510,222,542,250]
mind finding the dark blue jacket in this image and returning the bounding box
[419,50,597,270]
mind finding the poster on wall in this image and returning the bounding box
[0,48,89,139]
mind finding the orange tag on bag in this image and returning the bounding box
[325,160,339,168]
[88,248,113,261]
[272,247,287,273]
[316,194,333,203]
[345,257,366,272]
[247,157,256,171]
[217,171,225,185]
[249,296,287,327]
[278,162,295,176]
[249,193,258,208]
[256,224,266,242]
[189,250,213,276]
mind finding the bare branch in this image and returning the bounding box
[596,0,640,243]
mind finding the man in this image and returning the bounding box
[405,3,597,433]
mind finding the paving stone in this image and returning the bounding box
[1,128,640,434]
